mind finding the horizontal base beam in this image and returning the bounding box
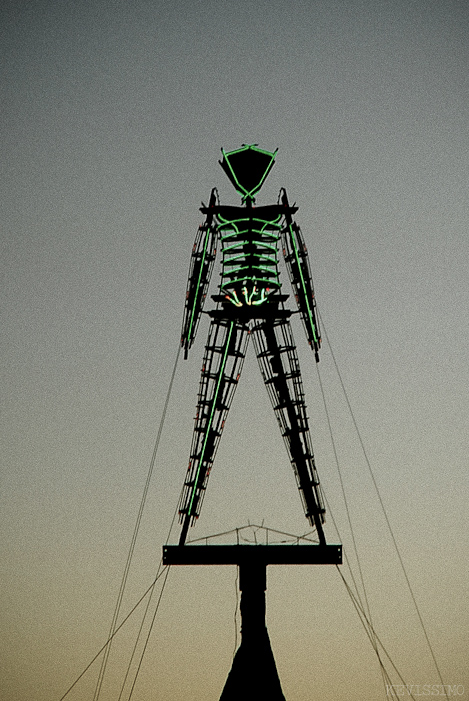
[163,544,342,566]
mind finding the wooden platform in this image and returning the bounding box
[163,543,342,566]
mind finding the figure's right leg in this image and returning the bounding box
[178,317,249,545]
[251,317,326,545]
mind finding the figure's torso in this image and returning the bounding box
[216,205,283,307]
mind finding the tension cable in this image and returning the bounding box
[91,343,181,701]
[57,567,169,701]
[318,311,447,697]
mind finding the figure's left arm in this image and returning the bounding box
[181,188,218,358]
[280,188,321,362]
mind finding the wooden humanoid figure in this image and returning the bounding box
[178,145,326,547]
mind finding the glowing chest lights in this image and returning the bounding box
[217,210,282,306]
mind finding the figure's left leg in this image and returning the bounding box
[178,316,250,545]
[251,317,326,544]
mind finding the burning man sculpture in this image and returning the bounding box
[178,145,326,546]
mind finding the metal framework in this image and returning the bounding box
[178,145,325,546]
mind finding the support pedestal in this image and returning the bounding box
[220,560,285,700]
[163,543,341,700]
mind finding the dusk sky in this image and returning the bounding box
[2,1,468,699]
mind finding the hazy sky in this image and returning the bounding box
[2,1,468,699]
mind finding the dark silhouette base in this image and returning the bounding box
[219,563,286,700]
[161,543,342,699]
[219,629,286,700]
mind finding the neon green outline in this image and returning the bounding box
[186,228,211,347]
[223,244,278,256]
[217,210,282,302]
[222,264,280,275]
[289,225,318,344]
[226,290,243,307]
[218,216,282,232]
[252,288,267,305]
[223,252,277,266]
[220,146,278,199]
[221,277,280,291]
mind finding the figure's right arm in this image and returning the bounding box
[181,189,218,358]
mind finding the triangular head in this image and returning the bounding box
[219,144,278,202]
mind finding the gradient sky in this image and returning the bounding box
[2,1,468,699]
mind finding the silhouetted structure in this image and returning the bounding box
[167,146,342,698]
[163,544,342,699]
[220,560,285,700]
[178,145,326,547]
